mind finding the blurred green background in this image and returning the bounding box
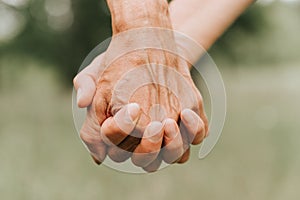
[0,0,299,199]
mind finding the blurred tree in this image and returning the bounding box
[0,0,265,84]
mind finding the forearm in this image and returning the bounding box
[169,0,254,50]
[106,0,172,34]
[169,0,206,30]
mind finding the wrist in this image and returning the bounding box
[107,0,171,33]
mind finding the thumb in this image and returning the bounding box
[73,74,96,108]
[73,53,105,108]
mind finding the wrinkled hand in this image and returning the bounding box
[74,39,208,172]
[73,0,208,172]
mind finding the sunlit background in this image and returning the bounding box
[0,0,299,199]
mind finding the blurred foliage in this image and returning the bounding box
[0,0,111,83]
[210,4,267,61]
[0,0,267,83]
[211,2,300,66]
[0,2,299,198]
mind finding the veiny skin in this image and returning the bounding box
[75,0,208,172]
[74,0,254,172]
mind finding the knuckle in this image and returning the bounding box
[179,157,189,164]
[192,135,203,145]
[163,148,183,164]
[165,141,183,152]
[104,119,117,135]
[177,150,190,164]
[131,154,147,167]
[80,128,99,145]
[73,75,79,88]
[108,147,130,163]
[79,130,90,144]
[141,145,157,154]
[197,97,204,108]
[143,167,159,173]
[202,115,209,131]
[198,119,205,131]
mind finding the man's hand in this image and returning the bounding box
[74,48,208,172]
[74,0,208,172]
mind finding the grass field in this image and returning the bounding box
[0,59,299,200]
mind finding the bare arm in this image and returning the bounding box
[106,0,171,33]
[74,0,254,170]
[169,0,255,50]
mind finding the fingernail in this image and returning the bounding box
[91,154,101,165]
[77,88,83,103]
[164,119,178,139]
[127,103,140,121]
[181,109,196,125]
[146,121,163,143]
